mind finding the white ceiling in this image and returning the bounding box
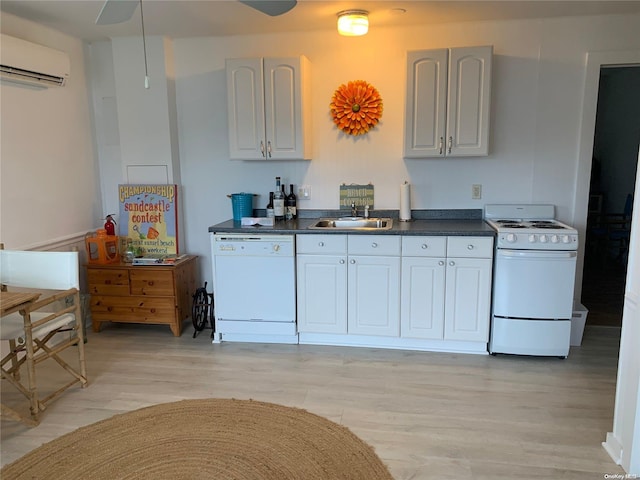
[2,0,640,42]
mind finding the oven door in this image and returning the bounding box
[493,249,577,320]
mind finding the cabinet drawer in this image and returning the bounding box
[90,296,176,323]
[130,269,175,296]
[447,236,494,258]
[87,269,130,296]
[348,235,401,256]
[297,234,347,254]
[402,236,447,257]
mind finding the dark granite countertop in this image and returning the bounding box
[209,209,495,237]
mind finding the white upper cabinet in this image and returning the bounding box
[226,56,312,160]
[404,46,492,158]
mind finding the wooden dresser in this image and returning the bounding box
[87,255,197,336]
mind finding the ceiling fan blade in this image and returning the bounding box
[96,0,139,25]
[238,0,297,17]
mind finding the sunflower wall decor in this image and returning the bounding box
[329,80,383,136]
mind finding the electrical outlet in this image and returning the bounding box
[298,185,311,200]
[472,184,482,200]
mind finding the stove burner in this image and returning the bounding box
[534,224,566,229]
[502,224,526,228]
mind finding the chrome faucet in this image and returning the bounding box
[351,202,358,217]
[364,205,370,218]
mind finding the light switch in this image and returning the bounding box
[298,185,311,200]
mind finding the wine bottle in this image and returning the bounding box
[273,177,285,221]
[266,192,274,218]
[286,184,297,220]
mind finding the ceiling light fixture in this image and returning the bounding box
[337,10,369,36]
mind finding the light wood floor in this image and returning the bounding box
[1,323,625,479]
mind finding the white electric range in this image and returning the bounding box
[484,204,579,358]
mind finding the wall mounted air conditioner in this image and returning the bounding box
[0,34,70,87]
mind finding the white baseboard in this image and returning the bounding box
[602,431,623,465]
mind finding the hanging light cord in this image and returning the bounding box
[140,0,149,88]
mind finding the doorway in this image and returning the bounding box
[582,66,640,327]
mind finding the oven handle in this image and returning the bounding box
[497,249,577,259]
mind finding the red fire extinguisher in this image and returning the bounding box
[104,214,116,236]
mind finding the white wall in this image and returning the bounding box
[166,14,640,284]
[0,13,101,250]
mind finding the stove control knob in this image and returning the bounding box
[562,235,571,244]
[551,235,559,243]
[506,233,517,243]
[539,234,548,243]
[529,234,537,243]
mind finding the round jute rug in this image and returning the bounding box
[1,398,394,480]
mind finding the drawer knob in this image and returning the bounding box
[439,261,445,266]
[350,259,356,264]
[449,261,455,266]
[371,242,378,248]
[318,242,324,247]
[467,244,474,250]
[421,244,428,249]
[339,259,345,264]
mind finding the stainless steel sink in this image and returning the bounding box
[308,217,393,230]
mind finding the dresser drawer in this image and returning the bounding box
[90,296,176,322]
[402,236,447,257]
[447,236,494,258]
[130,269,175,296]
[296,234,347,254]
[348,235,401,256]
[87,268,130,296]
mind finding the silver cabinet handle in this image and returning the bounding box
[339,259,345,264]
[260,141,265,157]
[350,259,356,264]
[448,136,453,154]
[438,260,445,266]
[267,140,272,158]
[421,244,428,249]
[467,244,474,250]
[439,136,444,155]
[449,261,455,266]
[318,242,324,247]
[371,242,378,248]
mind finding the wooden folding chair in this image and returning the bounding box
[1,249,88,425]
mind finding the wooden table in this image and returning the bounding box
[1,291,41,426]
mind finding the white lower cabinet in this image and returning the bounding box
[400,237,447,339]
[401,236,493,344]
[296,235,400,337]
[297,233,493,353]
[296,235,347,334]
[347,236,401,337]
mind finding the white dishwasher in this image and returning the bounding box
[211,233,297,344]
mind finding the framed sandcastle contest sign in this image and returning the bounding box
[118,184,179,255]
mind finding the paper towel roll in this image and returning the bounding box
[400,182,411,221]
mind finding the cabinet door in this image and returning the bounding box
[348,256,400,337]
[446,46,492,156]
[296,255,347,334]
[226,58,266,160]
[401,257,446,339]
[444,257,492,342]
[403,49,448,158]
[264,57,310,160]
